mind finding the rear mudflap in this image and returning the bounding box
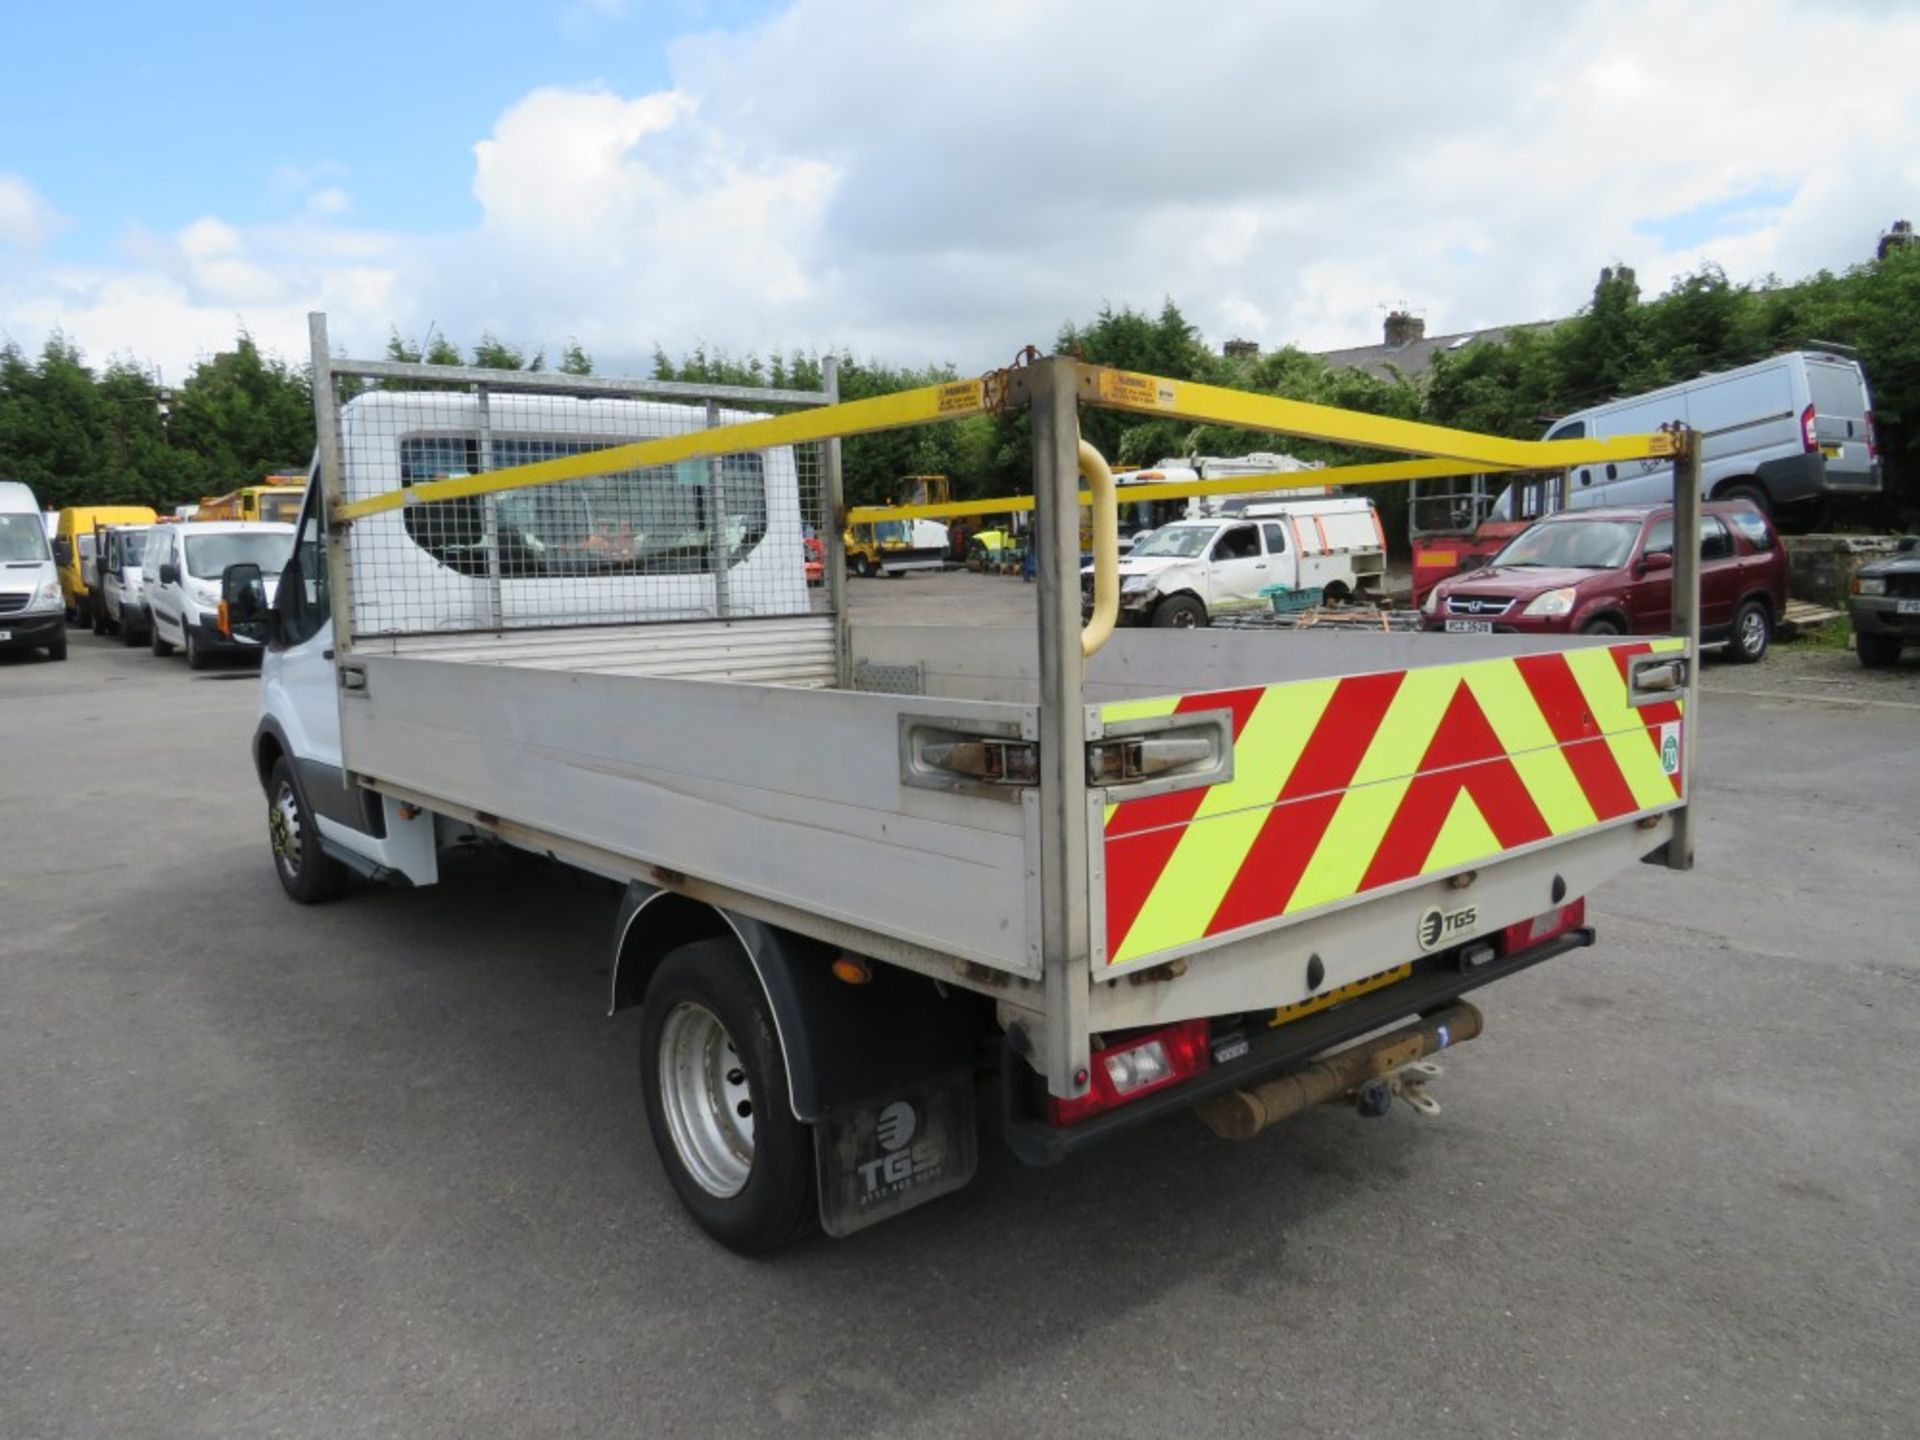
[815,1072,977,1238]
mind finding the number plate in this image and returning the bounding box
[0,630,11,641]
[1897,599,1920,615]
[1820,444,1842,459]
[1444,618,1493,634]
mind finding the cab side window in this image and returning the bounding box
[1213,524,1260,561]
[1262,522,1287,554]
[1700,516,1734,562]
[275,486,330,647]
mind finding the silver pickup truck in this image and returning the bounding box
[223,316,1703,1252]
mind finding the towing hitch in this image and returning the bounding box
[1192,1002,1483,1140]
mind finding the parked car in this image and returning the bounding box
[1496,350,1879,528]
[1849,536,1920,668]
[0,480,68,660]
[1422,501,1787,662]
[1090,497,1385,628]
[141,520,294,668]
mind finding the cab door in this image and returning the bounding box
[1205,522,1269,613]
[1260,520,1296,592]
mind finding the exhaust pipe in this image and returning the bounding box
[1194,1002,1483,1141]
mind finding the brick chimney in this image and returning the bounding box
[1384,310,1425,347]
[1222,338,1259,360]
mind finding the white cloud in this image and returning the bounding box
[2,0,1916,381]
[0,173,64,251]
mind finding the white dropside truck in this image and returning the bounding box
[227,319,1703,1252]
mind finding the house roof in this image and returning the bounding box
[1315,320,1558,381]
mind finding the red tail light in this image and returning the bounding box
[1049,1019,1210,1127]
[1499,898,1586,955]
[1801,403,1818,452]
[1866,410,1879,460]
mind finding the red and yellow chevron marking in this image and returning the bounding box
[1100,639,1684,967]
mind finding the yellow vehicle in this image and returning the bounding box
[195,480,306,525]
[845,477,956,577]
[53,505,159,624]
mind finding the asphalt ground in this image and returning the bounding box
[3,585,1917,1439]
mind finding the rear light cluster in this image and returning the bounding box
[1499,897,1586,955]
[1866,410,1879,460]
[1800,404,1819,453]
[1049,1018,1210,1127]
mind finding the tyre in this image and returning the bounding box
[185,629,210,670]
[1717,482,1770,517]
[1580,616,1625,636]
[854,555,875,578]
[1151,595,1207,629]
[1728,598,1771,664]
[72,596,92,629]
[46,635,67,661]
[150,622,173,657]
[91,600,108,636]
[266,757,349,904]
[121,610,144,647]
[1857,631,1903,669]
[639,938,817,1254]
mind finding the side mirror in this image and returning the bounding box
[159,562,180,585]
[1637,551,1674,574]
[219,562,269,641]
[52,537,72,566]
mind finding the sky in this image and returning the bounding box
[1,0,1916,384]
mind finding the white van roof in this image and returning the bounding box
[0,480,42,514]
[1560,349,1867,425]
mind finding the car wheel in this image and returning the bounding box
[121,611,144,647]
[1580,616,1625,636]
[1151,595,1207,629]
[151,622,173,657]
[854,555,875,578]
[639,938,818,1254]
[91,601,108,636]
[46,634,68,661]
[185,629,210,671]
[1857,631,1902,669]
[72,596,91,629]
[1728,599,1771,664]
[266,757,349,904]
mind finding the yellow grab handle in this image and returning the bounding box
[1080,438,1120,658]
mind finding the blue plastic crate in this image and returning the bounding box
[1262,584,1324,614]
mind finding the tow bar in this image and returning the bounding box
[1193,1002,1482,1140]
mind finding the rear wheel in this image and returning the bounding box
[91,600,108,636]
[121,610,144,646]
[639,939,817,1254]
[1716,481,1770,516]
[1151,595,1206,629]
[1580,616,1625,636]
[1728,599,1771,664]
[1857,631,1903,669]
[266,757,348,903]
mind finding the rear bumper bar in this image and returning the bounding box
[999,927,1596,1165]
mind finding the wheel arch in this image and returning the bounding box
[609,883,977,1124]
[252,718,289,793]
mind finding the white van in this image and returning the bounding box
[1504,350,1879,524]
[0,481,68,660]
[97,524,155,643]
[1086,496,1386,628]
[142,520,294,668]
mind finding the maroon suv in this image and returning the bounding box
[1421,502,1789,662]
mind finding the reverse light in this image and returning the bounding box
[1049,1019,1210,1127]
[1523,586,1577,618]
[1801,403,1819,452]
[1499,898,1586,954]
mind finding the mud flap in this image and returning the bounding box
[815,1072,977,1238]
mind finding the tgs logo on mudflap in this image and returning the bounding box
[1417,903,1479,952]
[856,1101,943,1205]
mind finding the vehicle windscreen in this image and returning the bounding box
[0,513,51,563]
[1493,519,1642,570]
[185,532,293,579]
[119,530,151,564]
[872,520,912,545]
[1131,526,1213,559]
[260,491,304,524]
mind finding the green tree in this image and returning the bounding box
[166,334,313,493]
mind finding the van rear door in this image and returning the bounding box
[1803,360,1876,486]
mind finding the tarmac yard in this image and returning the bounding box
[3,579,1917,1439]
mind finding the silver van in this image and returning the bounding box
[1499,350,1879,525]
[0,480,68,661]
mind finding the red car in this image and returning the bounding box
[1421,502,1788,662]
